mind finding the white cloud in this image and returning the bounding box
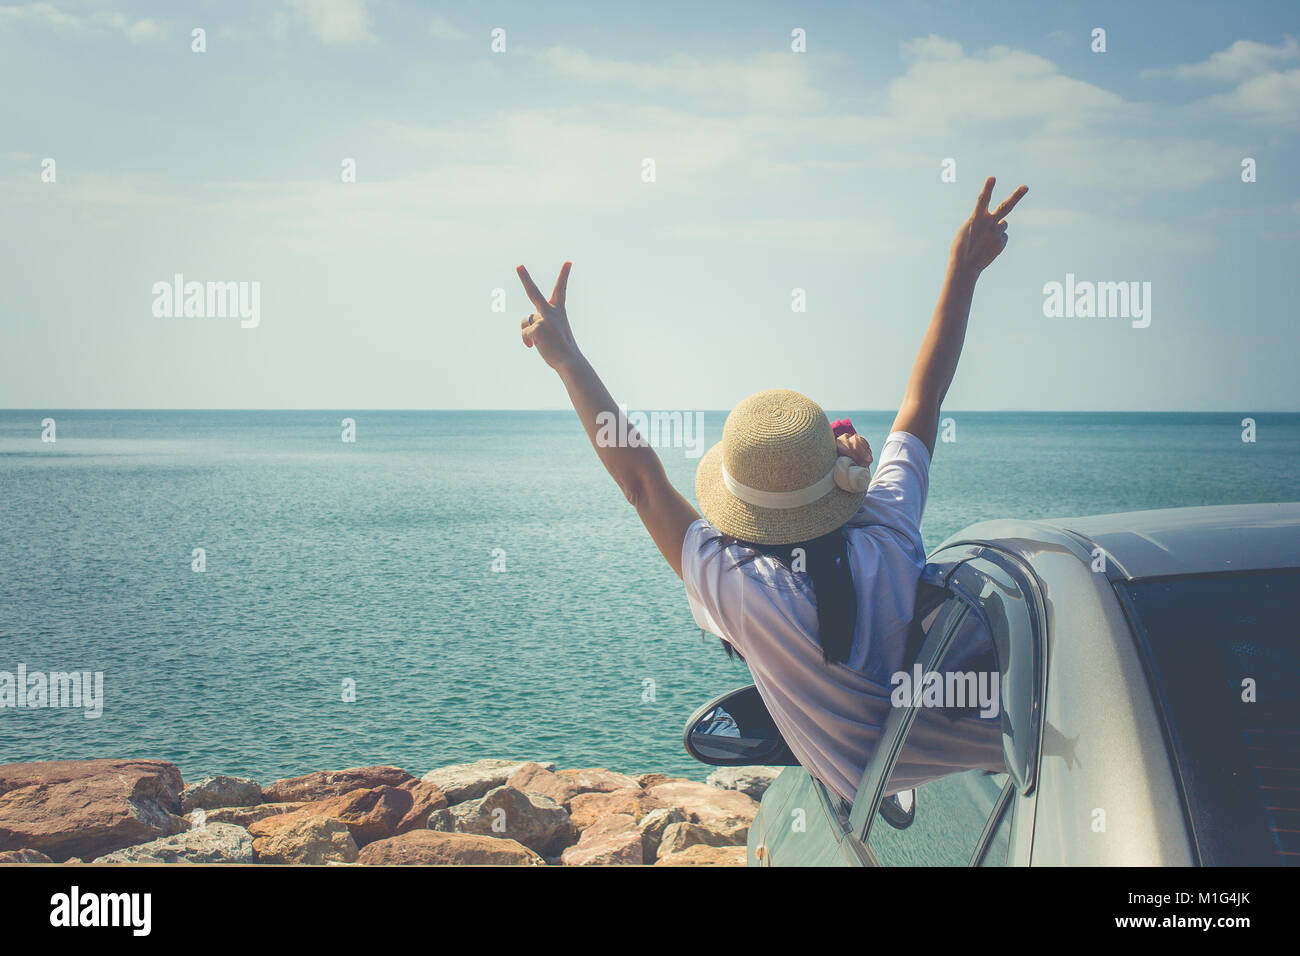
[0,2,80,30]
[3,33,1247,263]
[362,34,1246,220]
[537,45,825,113]
[428,14,465,41]
[877,38,1243,188]
[377,105,754,207]
[1200,68,1300,126]
[125,17,162,44]
[900,34,964,62]
[1142,36,1298,81]
[887,39,1134,133]
[663,217,925,253]
[285,0,372,46]
[1142,36,1300,126]
[1019,206,1214,255]
[0,2,163,41]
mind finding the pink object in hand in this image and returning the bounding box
[830,418,856,438]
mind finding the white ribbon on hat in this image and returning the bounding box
[721,456,871,510]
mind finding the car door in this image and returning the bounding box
[847,546,1047,866]
[747,553,971,867]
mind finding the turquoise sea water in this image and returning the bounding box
[0,410,1296,784]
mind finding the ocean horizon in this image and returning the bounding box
[2,409,1297,785]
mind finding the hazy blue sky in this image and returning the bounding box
[2,0,1297,410]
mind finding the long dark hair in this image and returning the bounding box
[705,529,857,665]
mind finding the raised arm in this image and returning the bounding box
[516,262,699,577]
[892,176,1027,454]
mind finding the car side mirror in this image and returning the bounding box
[878,789,916,829]
[683,685,799,767]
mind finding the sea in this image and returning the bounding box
[1,410,1296,785]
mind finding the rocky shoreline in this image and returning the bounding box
[0,758,780,866]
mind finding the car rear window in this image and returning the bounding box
[1118,569,1300,866]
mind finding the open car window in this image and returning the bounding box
[867,605,1009,865]
[870,769,1011,866]
[851,548,1046,865]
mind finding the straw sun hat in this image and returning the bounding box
[695,389,871,546]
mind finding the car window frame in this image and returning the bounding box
[847,554,976,840]
[848,544,1048,861]
[971,777,1016,866]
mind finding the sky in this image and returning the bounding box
[1,0,1297,411]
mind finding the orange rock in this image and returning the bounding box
[0,848,53,863]
[656,820,745,860]
[560,813,644,866]
[191,802,306,828]
[249,786,411,847]
[507,762,580,805]
[654,844,747,866]
[635,773,686,790]
[567,787,667,830]
[555,768,641,795]
[357,830,543,866]
[261,766,414,803]
[0,759,185,862]
[646,781,759,829]
[394,780,449,834]
[251,814,358,865]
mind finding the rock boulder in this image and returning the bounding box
[261,766,414,804]
[506,762,580,806]
[428,785,575,857]
[706,766,782,801]
[250,814,358,865]
[180,775,263,813]
[647,780,759,834]
[567,787,666,830]
[93,822,254,864]
[638,807,686,860]
[654,843,748,866]
[394,779,449,834]
[556,768,641,795]
[357,829,543,866]
[0,759,185,862]
[248,786,412,848]
[0,848,53,863]
[188,802,307,829]
[559,813,644,866]
[421,759,553,804]
[657,820,743,860]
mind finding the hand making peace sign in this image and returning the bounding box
[517,260,580,371]
[951,176,1028,276]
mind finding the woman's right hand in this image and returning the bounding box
[949,177,1028,278]
[517,261,581,371]
[837,433,873,468]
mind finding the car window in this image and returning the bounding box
[867,603,1009,865]
[862,550,1044,865]
[870,768,1008,865]
[1118,568,1300,866]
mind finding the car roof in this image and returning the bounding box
[940,502,1300,580]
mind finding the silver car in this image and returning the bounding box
[685,502,1300,866]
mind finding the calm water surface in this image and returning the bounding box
[1,410,1295,784]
